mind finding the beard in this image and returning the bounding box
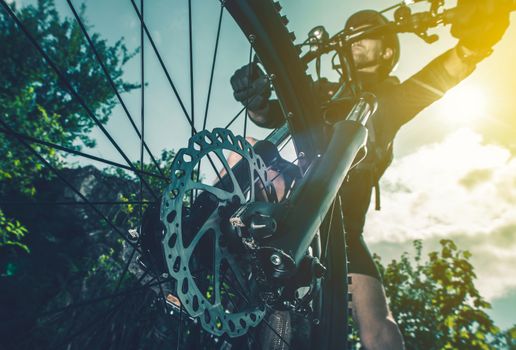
[352,49,381,70]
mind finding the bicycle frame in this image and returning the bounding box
[261,96,374,273]
[231,94,375,279]
[269,0,516,279]
[226,0,378,281]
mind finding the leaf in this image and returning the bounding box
[376,239,507,349]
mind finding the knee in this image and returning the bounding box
[359,316,404,350]
[245,136,257,145]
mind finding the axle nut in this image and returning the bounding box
[270,254,282,266]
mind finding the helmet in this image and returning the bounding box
[345,10,400,75]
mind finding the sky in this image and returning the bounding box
[9,0,516,331]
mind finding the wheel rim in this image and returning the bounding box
[0,0,320,348]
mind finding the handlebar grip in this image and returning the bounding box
[442,1,516,25]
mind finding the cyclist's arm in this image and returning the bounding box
[381,45,480,133]
[441,44,481,80]
[248,78,339,129]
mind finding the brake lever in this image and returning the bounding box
[416,31,439,43]
[429,0,445,16]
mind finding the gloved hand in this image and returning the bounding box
[451,0,511,52]
[230,63,271,112]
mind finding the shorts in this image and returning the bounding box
[340,169,381,281]
[346,231,381,281]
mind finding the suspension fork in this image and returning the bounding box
[232,93,377,279]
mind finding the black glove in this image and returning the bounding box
[451,0,511,52]
[230,63,271,112]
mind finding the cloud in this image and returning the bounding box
[365,128,516,300]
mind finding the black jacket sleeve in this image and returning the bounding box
[375,49,473,139]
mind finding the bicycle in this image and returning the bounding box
[1,0,515,349]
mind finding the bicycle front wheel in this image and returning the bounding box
[0,0,349,348]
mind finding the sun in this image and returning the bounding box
[437,84,488,124]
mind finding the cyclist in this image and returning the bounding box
[230,1,511,349]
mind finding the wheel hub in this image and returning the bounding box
[161,128,273,337]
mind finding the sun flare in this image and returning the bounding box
[437,84,488,124]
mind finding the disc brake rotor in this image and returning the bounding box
[161,128,272,337]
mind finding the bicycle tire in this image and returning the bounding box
[0,0,350,349]
[178,1,351,348]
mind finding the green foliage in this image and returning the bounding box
[104,149,176,189]
[0,0,138,270]
[0,208,29,256]
[503,325,516,350]
[0,2,148,346]
[375,239,512,350]
[106,149,176,228]
[0,0,137,196]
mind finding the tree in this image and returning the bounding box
[0,1,151,347]
[373,239,514,350]
[0,0,137,196]
[0,0,138,261]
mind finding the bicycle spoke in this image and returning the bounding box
[202,4,224,131]
[0,200,152,206]
[195,3,225,201]
[220,252,252,300]
[131,0,146,314]
[322,198,338,263]
[26,277,172,325]
[279,135,293,152]
[244,43,253,139]
[188,0,195,136]
[262,305,292,348]
[130,1,234,194]
[32,274,154,348]
[55,272,156,348]
[65,0,165,179]
[269,153,303,183]
[225,104,247,129]
[224,89,268,129]
[86,274,155,348]
[190,182,234,202]
[0,126,167,181]
[177,301,184,350]
[109,236,140,311]
[222,282,291,349]
[0,1,160,200]
[129,0,195,133]
[0,0,330,347]
[0,119,143,255]
[219,283,263,348]
[140,237,171,316]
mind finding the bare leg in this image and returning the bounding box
[226,136,287,200]
[349,273,405,350]
[225,136,258,169]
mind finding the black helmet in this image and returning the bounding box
[345,10,400,75]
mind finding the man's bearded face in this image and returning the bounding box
[351,37,385,71]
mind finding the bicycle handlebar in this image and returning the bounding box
[394,0,516,36]
[302,0,516,64]
[349,0,516,42]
